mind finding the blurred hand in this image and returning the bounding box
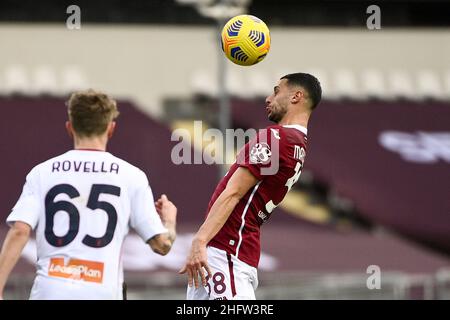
[154,194,177,226]
[179,238,212,289]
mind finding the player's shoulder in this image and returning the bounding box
[106,153,147,180]
[260,124,283,139]
[29,151,72,175]
[278,124,307,138]
[262,124,307,146]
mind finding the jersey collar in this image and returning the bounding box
[73,148,106,152]
[282,124,308,135]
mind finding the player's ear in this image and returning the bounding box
[107,121,116,139]
[291,90,302,104]
[65,121,73,138]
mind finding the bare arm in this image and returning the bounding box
[148,194,177,256]
[0,221,31,299]
[179,167,259,288]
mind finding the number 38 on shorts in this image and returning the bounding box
[187,247,258,300]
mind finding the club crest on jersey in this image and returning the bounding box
[250,142,271,164]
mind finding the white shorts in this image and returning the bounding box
[186,246,258,300]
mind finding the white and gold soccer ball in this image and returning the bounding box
[221,14,271,66]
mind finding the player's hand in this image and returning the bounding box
[154,194,177,225]
[179,239,212,289]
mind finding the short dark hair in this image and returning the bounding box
[67,89,119,137]
[281,73,322,110]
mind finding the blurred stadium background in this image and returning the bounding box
[0,0,449,299]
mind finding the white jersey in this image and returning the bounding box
[6,150,167,300]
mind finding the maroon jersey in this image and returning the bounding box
[207,124,307,268]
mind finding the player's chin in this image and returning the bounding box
[267,113,279,123]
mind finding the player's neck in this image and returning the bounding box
[73,136,108,152]
[278,109,309,128]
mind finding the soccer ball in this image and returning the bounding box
[221,15,271,66]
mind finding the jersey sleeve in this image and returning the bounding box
[6,168,41,229]
[237,127,284,180]
[129,171,168,242]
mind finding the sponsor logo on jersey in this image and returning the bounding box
[48,257,104,283]
[258,210,268,222]
[250,143,271,164]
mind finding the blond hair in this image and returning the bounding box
[67,89,119,137]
